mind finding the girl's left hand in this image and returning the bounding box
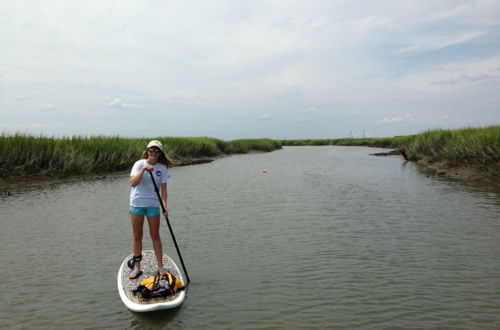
[163,208,169,217]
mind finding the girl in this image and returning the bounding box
[127,140,174,279]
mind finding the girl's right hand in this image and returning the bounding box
[144,164,154,172]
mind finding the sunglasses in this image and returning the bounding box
[147,148,161,153]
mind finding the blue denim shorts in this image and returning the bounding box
[129,206,160,218]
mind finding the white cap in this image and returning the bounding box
[147,140,164,152]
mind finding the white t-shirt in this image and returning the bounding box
[129,159,171,207]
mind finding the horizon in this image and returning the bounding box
[2,123,497,141]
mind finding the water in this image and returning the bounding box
[1,146,499,329]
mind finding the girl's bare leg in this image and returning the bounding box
[130,214,145,277]
[147,216,164,270]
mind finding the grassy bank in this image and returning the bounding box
[2,126,498,180]
[403,126,500,176]
[0,134,281,178]
[282,125,500,177]
[281,136,413,148]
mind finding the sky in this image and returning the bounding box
[1,0,500,139]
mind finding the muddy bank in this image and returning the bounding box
[371,149,499,184]
[371,149,406,158]
[416,160,498,183]
[174,157,215,166]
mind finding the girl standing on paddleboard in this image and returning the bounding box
[128,140,174,279]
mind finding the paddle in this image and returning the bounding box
[149,171,191,285]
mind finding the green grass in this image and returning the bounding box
[2,126,499,179]
[280,136,413,148]
[403,126,500,175]
[0,134,282,178]
[224,138,281,153]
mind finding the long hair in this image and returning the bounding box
[141,149,175,168]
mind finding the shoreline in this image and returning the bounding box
[282,126,500,182]
[416,160,499,183]
[2,127,498,183]
[0,152,276,193]
[0,156,217,195]
[371,148,499,184]
[3,147,498,196]
[0,135,282,180]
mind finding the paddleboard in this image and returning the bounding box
[117,250,187,312]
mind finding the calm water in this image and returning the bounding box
[1,146,499,329]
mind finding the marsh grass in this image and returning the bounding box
[281,136,413,148]
[2,126,498,179]
[224,139,281,153]
[0,134,282,178]
[404,126,500,175]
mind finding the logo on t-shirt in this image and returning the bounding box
[155,170,161,177]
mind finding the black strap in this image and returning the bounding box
[153,276,160,291]
[127,254,143,269]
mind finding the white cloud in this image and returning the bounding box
[107,98,140,109]
[377,114,413,124]
[169,91,203,102]
[257,113,271,120]
[411,55,500,91]
[12,95,30,101]
[431,72,496,86]
[300,107,318,113]
[37,104,57,111]
[424,0,500,26]
[399,31,487,53]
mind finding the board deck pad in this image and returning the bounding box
[119,250,185,307]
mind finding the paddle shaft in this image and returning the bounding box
[149,171,191,285]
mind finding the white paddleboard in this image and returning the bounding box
[117,250,187,312]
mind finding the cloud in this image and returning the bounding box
[300,107,318,113]
[399,31,487,53]
[169,91,204,103]
[377,114,413,124]
[107,98,140,109]
[424,1,500,26]
[257,113,271,120]
[424,56,500,88]
[37,104,57,111]
[296,107,318,123]
[12,95,30,101]
[431,72,496,86]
